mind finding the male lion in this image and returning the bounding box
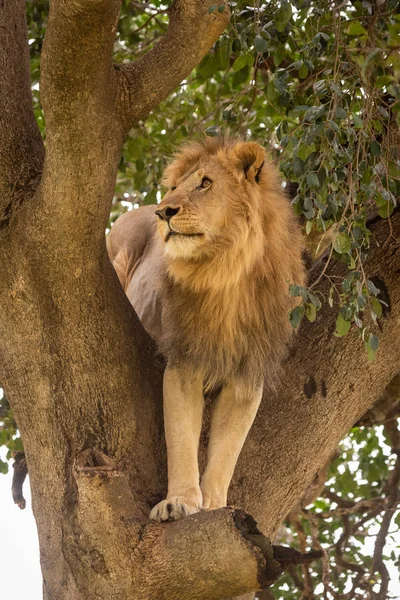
[107,138,305,521]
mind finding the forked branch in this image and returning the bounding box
[115,0,230,128]
[37,0,229,243]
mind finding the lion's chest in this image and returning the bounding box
[161,285,262,387]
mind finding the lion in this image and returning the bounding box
[107,137,305,521]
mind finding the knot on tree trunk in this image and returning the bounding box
[75,448,118,476]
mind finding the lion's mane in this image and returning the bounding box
[158,137,306,392]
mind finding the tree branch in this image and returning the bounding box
[40,0,121,130]
[228,211,400,537]
[0,0,44,224]
[30,1,229,246]
[38,0,124,244]
[73,453,321,600]
[115,0,230,127]
[356,372,400,427]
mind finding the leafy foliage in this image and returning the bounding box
[2,1,399,598]
[270,420,400,600]
[0,390,21,474]
[109,0,400,357]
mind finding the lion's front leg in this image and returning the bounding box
[201,379,263,510]
[150,363,204,522]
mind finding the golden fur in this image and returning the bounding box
[157,137,305,392]
[107,137,306,521]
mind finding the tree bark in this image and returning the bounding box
[229,211,400,538]
[0,0,44,223]
[0,1,399,599]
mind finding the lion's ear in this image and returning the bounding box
[231,142,265,183]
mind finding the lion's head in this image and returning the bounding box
[155,138,272,264]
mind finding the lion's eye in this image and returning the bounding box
[170,186,177,191]
[201,177,212,189]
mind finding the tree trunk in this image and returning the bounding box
[0,2,399,599]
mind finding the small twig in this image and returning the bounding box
[324,489,355,508]
[130,9,168,36]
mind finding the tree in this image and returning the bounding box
[0,1,399,599]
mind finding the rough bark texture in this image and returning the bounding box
[0,1,399,600]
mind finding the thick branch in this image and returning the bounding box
[40,0,121,132]
[35,1,229,246]
[72,455,320,600]
[38,0,124,245]
[356,372,400,427]
[0,0,44,221]
[229,211,400,537]
[115,0,230,127]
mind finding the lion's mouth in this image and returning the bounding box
[165,230,203,242]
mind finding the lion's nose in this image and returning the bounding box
[155,206,181,221]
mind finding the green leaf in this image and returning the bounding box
[369,334,379,352]
[370,140,381,156]
[289,305,305,329]
[289,284,300,297]
[340,305,352,320]
[304,197,313,211]
[197,53,220,78]
[232,54,250,72]
[307,172,320,189]
[135,158,145,171]
[335,107,347,120]
[305,303,317,322]
[368,348,376,361]
[217,38,231,70]
[346,21,367,36]
[371,297,382,318]
[335,313,351,337]
[299,63,309,79]
[353,113,363,128]
[297,144,314,161]
[367,280,380,296]
[292,157,304,177]
[375,75,394,88]
[254,35,268,54]
[308,293,322,309]
[378,202,394,218]
[334,232,351,254]
[205,125,220,137]
[290,285,309,300]
[276,0,292,30]
[273,45,286,67]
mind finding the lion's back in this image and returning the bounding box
[107,205,166,341]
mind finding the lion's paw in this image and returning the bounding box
[149,496,201,522]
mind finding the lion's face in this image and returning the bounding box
[156,163,232,260]
[156,141,265,261]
